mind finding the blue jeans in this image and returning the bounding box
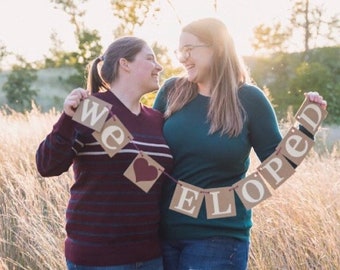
[162,237,249,270]
[66,257,163,270]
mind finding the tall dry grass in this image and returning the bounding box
[0,106,72,269]
[250,152,339,269]
[0,107,339,269]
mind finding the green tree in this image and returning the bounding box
[290,62,330,92]
[289,48,340,124]
[110,0,182,105]
[248,47,340,124]
[248,53,298,119]
[2,58,39,112]
[65,29,103,88]
[290,0,340,54]
[251,0,340,56]
[49,0,102,88]
[111,0,159,37]
[50,0,87,36]
[44,31,71,68]
[0,41,9,71]
[251,23,292,55]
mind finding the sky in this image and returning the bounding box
[0,0,339,67]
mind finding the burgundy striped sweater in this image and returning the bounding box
[36,91,173,266]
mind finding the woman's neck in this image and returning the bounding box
[110,86,141,115]
[197,82,211,97]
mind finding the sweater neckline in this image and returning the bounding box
[197,93,210,99]
[106,90,143,117]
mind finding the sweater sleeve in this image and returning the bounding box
[239,85,283,162]
[36,113,77,177]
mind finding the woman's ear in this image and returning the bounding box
[119,58,130,72]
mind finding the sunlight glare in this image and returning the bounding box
[0,0,339,66]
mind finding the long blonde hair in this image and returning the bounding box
[165,18,250,137]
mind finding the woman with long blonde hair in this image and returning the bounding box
[153,18,327,270]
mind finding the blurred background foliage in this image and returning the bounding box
[0,0,339,124]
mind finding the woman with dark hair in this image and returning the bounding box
[36,36,173,270]
[153,18,327,270]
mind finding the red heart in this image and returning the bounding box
[133,157,158,182]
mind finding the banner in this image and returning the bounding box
[73,95,328,218]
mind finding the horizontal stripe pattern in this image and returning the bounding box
[36,90,173,266]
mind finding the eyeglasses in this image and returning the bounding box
[174,44,210,60]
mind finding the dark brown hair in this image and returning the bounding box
[86,36,147,94]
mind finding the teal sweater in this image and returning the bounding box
[153,78,282,242]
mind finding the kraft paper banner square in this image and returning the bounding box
[205,187,236,219]
[295,98,328,135]
[277,127,314,166]
[169,180,204,218]
[72,96,112,132]
[92,116,133,157]
[235,172,272,210]
[124,152,164,193]
[257,152,295,189]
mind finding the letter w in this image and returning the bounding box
[81,99,109,126]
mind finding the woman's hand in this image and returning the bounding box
[304,91,327,110]
[63,88,89,117]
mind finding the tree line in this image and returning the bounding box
[0,0,339,124]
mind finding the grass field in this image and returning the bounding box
[0,106,339,269]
